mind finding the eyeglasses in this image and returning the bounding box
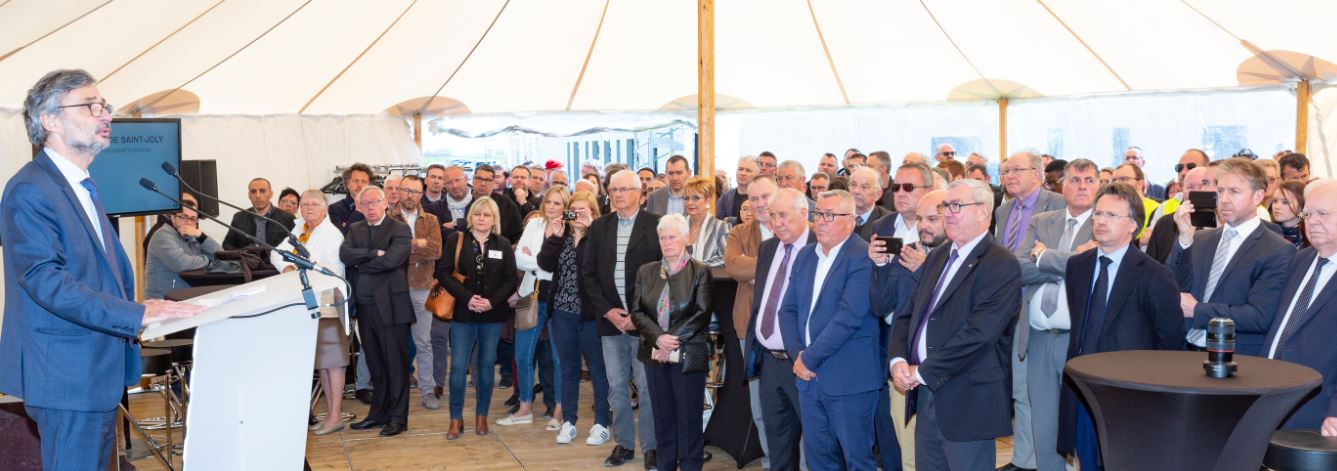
[811,211,852,222]
[938,151,956,157]
[999,167,1037,176]
[757,160,777,169]
[358,198,385,207]
[936,202,984,214]
[1091,210,1133,220]
[890,183,920,193]
[608,186,637,194]
[475,250,485,275]
[299,201,324,208]
[474,176,494,183]
[1174,162,1198,173]
[399,187,423,195]
[1299,209,1337,221]
[1112,176,1142,184]
[172,214,198,223]
[58,101,113,117]
[683,195,706,202]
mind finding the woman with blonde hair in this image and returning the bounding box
[681,176,731,267]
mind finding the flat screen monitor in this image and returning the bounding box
[88,118,182,217]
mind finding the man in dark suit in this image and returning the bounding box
[869,163,935,245]
[645,155,691,217]
[340,186,415,437]
[850,167,891,240]
[1263,180,1337,433]
[328,163,372,234]
[890,179,1021,470]
[1,69,203,470]
[581,170,663,469]
[743,188,814,471]
[1058,183,1185,471]
[1168,158,1295,356]
[778,190,882,470]
[222,177,297,258]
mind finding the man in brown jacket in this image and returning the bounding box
[723,175,778,466]
[392,175,443,410]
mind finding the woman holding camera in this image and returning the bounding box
[630,214,713,471]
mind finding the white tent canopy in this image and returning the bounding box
[2,0,1335,115]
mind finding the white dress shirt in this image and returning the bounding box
[401,209,419,237]
[1030,208,1093,330]
[805,237,848,346]
[1183,217,1262,346]
[893,214,918,242]
[890,230,988,370]
[46,148,104,245]
[1266,254,1337,358]
[756,228,809,350]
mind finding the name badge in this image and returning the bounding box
[488,250,503,260]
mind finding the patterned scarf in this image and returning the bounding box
[657,255,691,329]
[293,221,315,255]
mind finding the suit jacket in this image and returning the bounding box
[1058,246,1184,454]
[994,189,1065,248]
[581,210,663,336]
[1013,209,1094,354]
[1167,222,1296,355]
[339,218,415,326]
[1262,247,1337,429]
[777,234,882,397]
[646,187,676,216]
[223,204,297,252]
[391,209,442,290]
[0,151,144,411]
[725,220,764,339]
[744,232,818,378]
[869,245,924,379]
[866,210,904,240]
[855,205,892,241]
[890,232,1021,441]
[716,187,742,220]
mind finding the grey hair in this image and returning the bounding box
[779,160,806,176]
[299,189,327,206]
[24,69,98,146]
[610,169,641,190]
[356,186,385,203]
[738,156,758,168]
[657,213,690,238]
[948,178,995,213]
[1304,178,1337,199]
[817,189,856,213]
[1009,150,1043,169]
[898,162,934,188]
[769,188,810,215]
[850,166,880,187]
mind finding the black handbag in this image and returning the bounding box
[676,342,711,374]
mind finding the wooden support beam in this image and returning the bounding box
[1296,80,1310,155]
[131,109,145,301]
[697,0,715,179]
[413,113,423,151]
[998,97,1009,162]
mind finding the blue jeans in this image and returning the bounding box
[551,308,610,426]
[450,321,503,419]
[515,302,561,404]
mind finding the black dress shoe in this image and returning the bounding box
[643,450,657,470]
[349,419,387,430]
[379,421,406,437]
[505,393,519,407]
[355,389,373,405]
[604,445,634,467]
[703,451,712,462]
[433,386,443,399]
[996,465,1035,471]
[498,377,513,389]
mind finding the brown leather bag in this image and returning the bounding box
[427,234,466,321]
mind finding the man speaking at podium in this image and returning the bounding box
[1,69,203,470]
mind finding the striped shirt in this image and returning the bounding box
[614,212,637,308]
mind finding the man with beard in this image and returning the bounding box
[390,176,443,410]
[471,165,523,243]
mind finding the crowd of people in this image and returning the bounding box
[7,69,1337,471]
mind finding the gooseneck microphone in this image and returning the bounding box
[161,162,309,259]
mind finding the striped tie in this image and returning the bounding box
[1187,228,1238,345]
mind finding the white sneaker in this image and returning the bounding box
[496,413,533,426]
[585,424,610,446]
[556,421,577,444]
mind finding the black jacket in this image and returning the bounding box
[222,206,296,252]
[437,231,519,323]
[339,218,414,326]
[629,259,713,362]
[537,232,596,322]
[581,210,663,336]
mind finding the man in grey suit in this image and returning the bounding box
[995,151,1065,471]
[645,155,692,216]
[1015,159,1099,471]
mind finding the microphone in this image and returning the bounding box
[161,162,310,259]
[139,178,335,278]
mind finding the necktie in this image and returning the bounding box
[911,248,959,364]
[1202,228,1238,303]
[759,244,793,339]
[1272,258,1329,356]
[1041,218,1080,317]
[1077,255,1114,355]
[79,178,125,289]
[856,215,865,227]
[1005,201,1026,251]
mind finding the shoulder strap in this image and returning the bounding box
[453,232,464,273]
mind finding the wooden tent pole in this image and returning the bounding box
[1296,80,1310,155]
[998,97,1009,162]
[131,110,146,301]
[697,0,715,178]
[413,113,423,151]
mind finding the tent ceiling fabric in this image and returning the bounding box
[1,0,1334,116]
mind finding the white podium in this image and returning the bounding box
[142,270,346,471]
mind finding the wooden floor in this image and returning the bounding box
[124,375,1016,470]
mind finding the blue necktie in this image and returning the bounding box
[911,248,958,364]
[80,178,125,290]
[1077,256,1113,355]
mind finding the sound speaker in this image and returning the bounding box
[179,160,219,217]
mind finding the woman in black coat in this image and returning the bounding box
[436,196,518,440]
[629,213,713,471]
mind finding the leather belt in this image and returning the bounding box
[766,350,790,360]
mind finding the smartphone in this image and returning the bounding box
[875,236,903,256]
[562,210,577,221]
[1187,191,1218,228]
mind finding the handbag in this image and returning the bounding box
[514,279,541,330]
[427,234,466,321]
[675,342,711,374]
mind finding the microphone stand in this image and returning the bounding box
[140,178,337,318]
[161,162,310,259]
